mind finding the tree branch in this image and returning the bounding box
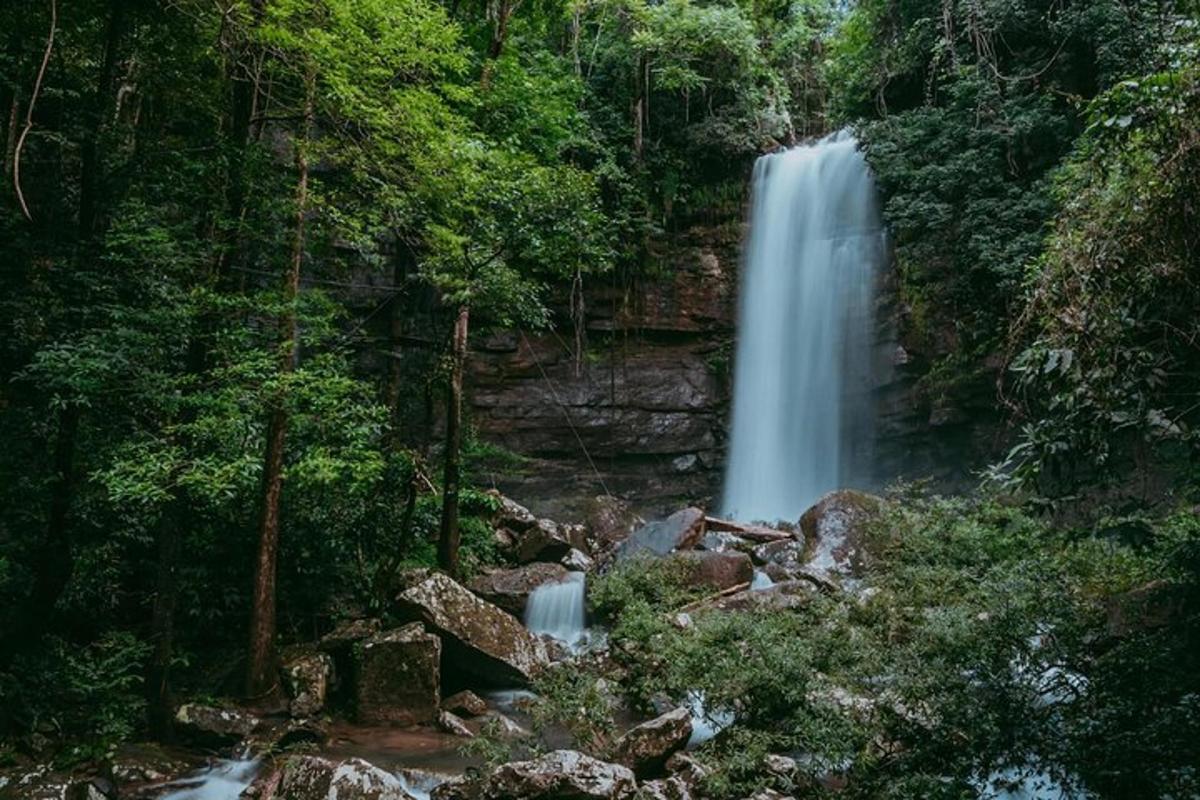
[13,0,57,222]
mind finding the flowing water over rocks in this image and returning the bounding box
[156,759,260,800]
[523,571,588,650]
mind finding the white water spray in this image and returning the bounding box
[722,132,887,523]
[524,572,587,650]
[157,759,260,800]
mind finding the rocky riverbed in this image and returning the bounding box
[1,489,887,800]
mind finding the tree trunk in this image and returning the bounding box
[78,0,124,239]
[146,495,182,738]
[480,0,513,89]
[631,54,645,161]
[385,238,416,447]
[245,71,312,700]
[438,305,469,577]
[28,0,123,631]
[3,89,18,181]
[217,0,267,287]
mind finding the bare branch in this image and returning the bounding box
[13,0,57,222]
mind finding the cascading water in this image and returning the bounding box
[524,572,587,650]
[722,131,887,523]
[157,759,260,800]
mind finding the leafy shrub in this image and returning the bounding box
[1,632,151,763]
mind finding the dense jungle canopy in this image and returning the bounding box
[0,0,1198,797]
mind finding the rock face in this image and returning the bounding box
[666,551,754,592]
[354,624,441,725]
[318,618,382,652]
[395,573,549,687]
[615,508,707,562]
[274,755,417,800]
[438,710,475,738]
[585,495,644,553]
[280,646,333,719]
[639,777,694,800]
[173,703,261,748]
[450,750,637,800]
[467,563,572,618]
[517,518,586,563]
[799,490,884,579]
[442,690,489,717]
[750,538,813,586]
[611,707,693,777]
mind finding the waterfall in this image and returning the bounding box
[524,572,586,650]
[158,759,261,800]
[722,131,887,523]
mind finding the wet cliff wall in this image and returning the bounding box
[463,211,1005,521]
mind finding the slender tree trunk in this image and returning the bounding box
[146,495,182,738]
[30,0,123,628]
[217,0,267,287]
[246,71,312,700]
[385,239,415,446]
[437,305,469,577]
[480,0,514,89]
[78,0,123,239]
[30,405,79,614]
[3,89,18,181]
[631,54,645,161]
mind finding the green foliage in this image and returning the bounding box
[832,0,1181,407]
[566,495,1200,798]
[1000,40,1200,496]
[1,632,151,763]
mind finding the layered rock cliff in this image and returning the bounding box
[467,223,741,520]
[464,213,1003,521]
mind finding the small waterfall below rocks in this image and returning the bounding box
[524,572,587,650]
[157,759,260,800]
[722,131,887,523]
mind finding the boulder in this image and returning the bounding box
[280,646,333,719]
[247,718,331,755]
[799,490,883,579]
[639,777,694,800]
[173,703,261,748]
[665,753,708,785]
[438,710,475,738]
[561,548,595,572]
[742,792,796,800]
[354,624,441,725]
[1,769,114,800]
[697,531,751,553]
[274,756,417,800]
[478,751,637,800]
[666,551,753,592]
[751,539,806,570]
[318,618,382,653]
[704,517,792,544]
[761,562,840,593]
[763,754,797,777]
[467,563,571,618]
[614,508,706,562]
[466,711,531,740]
[109,742,193,786]
[442,690,489,717]
[584,495,643,553]
[395,574,549,687]
[517,519,587,563]
[611,707,692,777]
[493,493,538,532]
